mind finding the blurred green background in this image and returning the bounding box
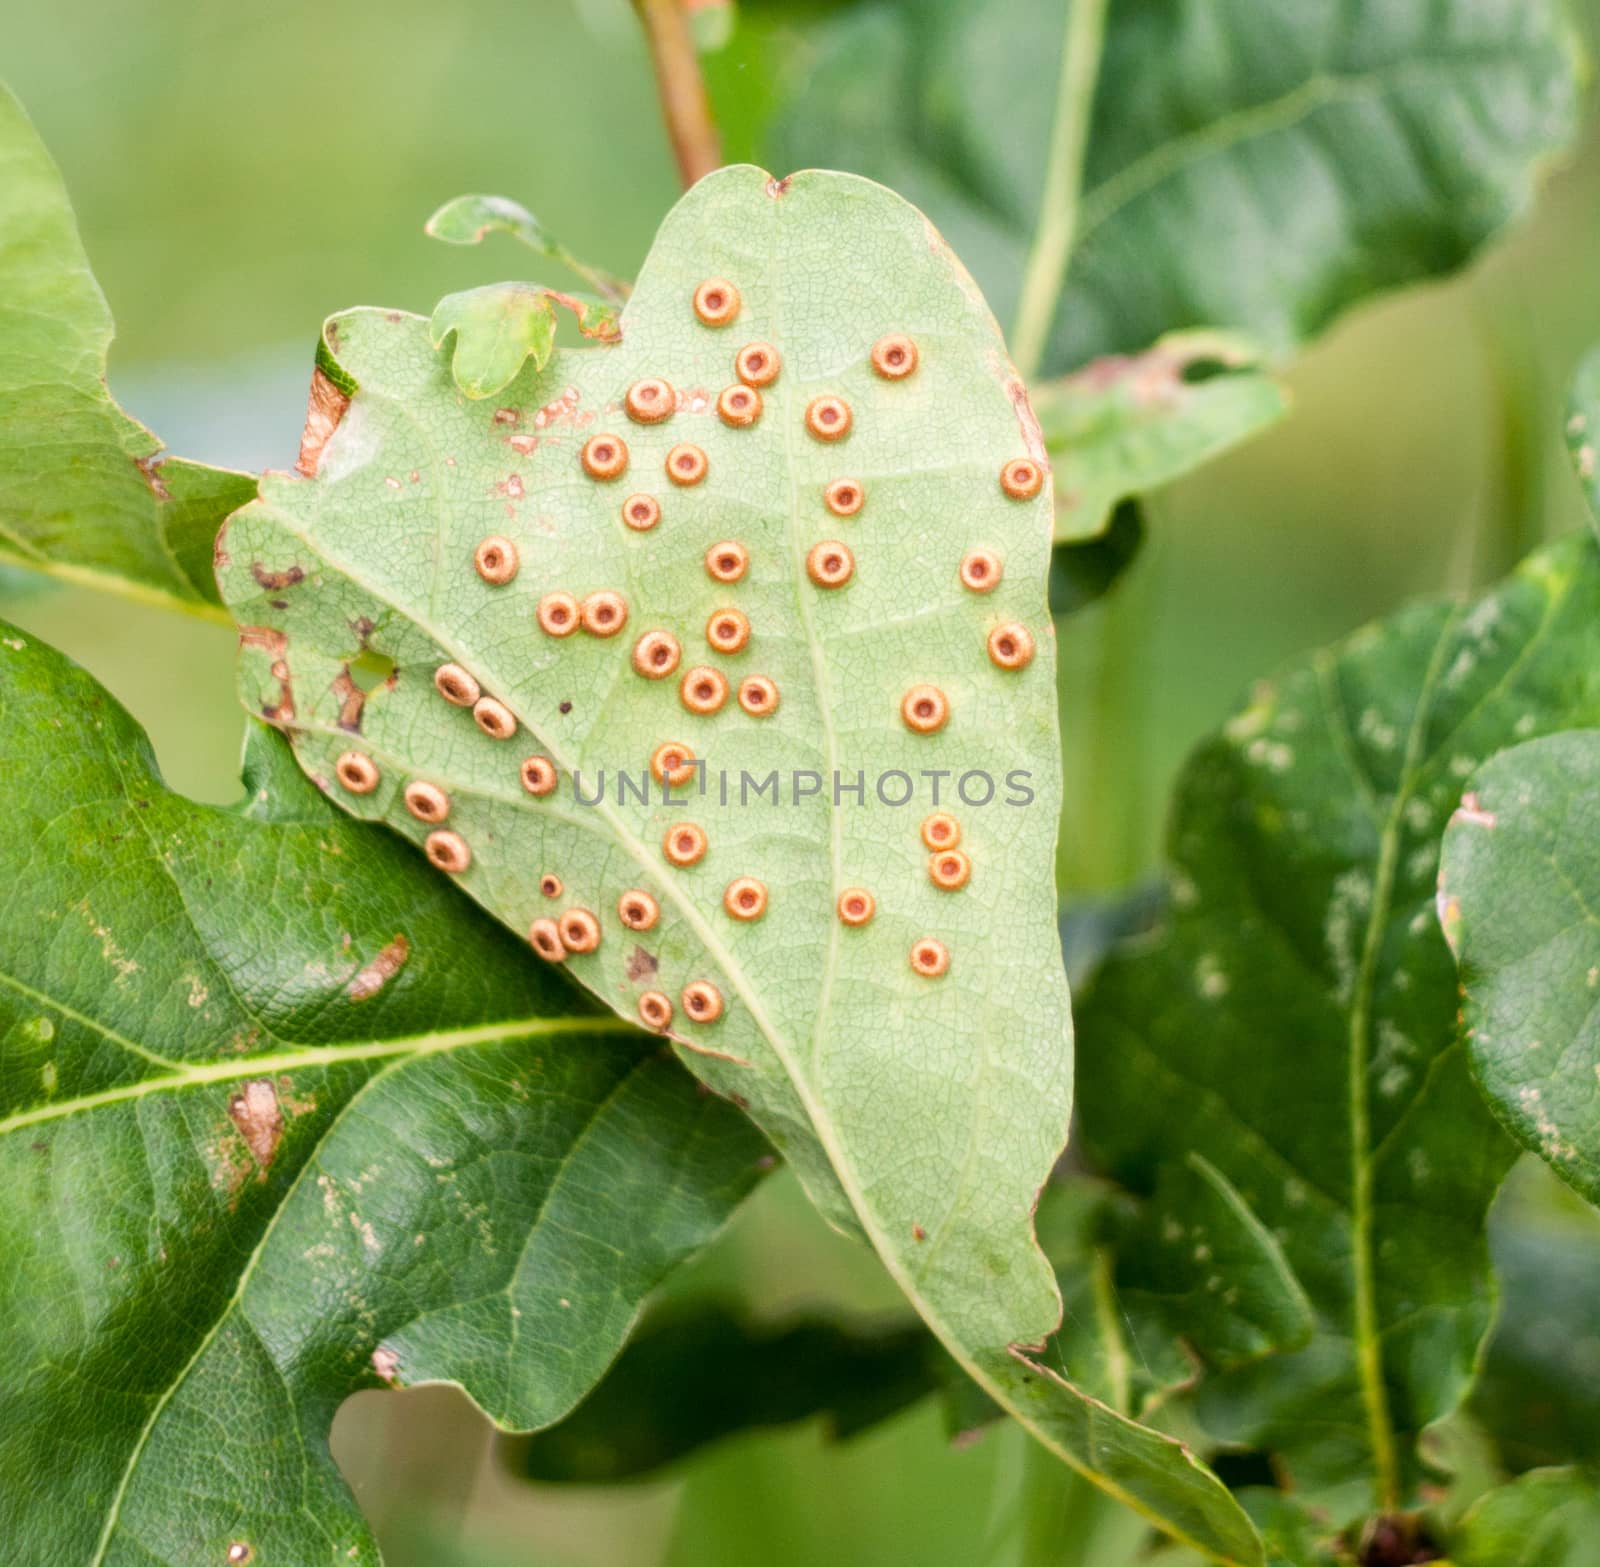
[6,1,1600,1561]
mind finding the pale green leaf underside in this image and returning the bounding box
[1080,533,1600,1519]
[1034,331,1287,543]
[0,627,768,1566]
[769,0,1578,375]
[0,82,255,617]
[431,282,560,399]
[1439,730,1600,1205]
[218,164,1260,1562]
[424,192,630,303]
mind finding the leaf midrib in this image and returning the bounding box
[0,1014,629,1135]
[1338,608,1462,1512]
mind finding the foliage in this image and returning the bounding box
[0,628,768,1563]
[2,3,1600,1564]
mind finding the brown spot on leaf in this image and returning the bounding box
[331,669,366,732]
[228,1079,284,1169]
[625,946,659,982]
[251,561,306,592]
[1004,376,1048,466]
[348,935,409,1001]
[134,453,171,501]
[297,367,352,479]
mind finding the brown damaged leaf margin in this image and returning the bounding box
[298,366,352,480]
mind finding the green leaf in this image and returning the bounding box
[512,1165,1311,1484]
[1034,333,1287,544]
[1112,1153,1314,1412]
[216,164,1261,1563]
[509,1302,941,1482]
[1470,1158,1600,1474]
[1566,347,1600,543]
[1451,1469,1600,1567]
[0,624,769,1565]
[0,82,255,619]
[424,192,630,302]
[1078,532,1600,1521]
[1438,732,1600,1204]
[767,0,1579,375]
[431,284,560,399]
[1048,498,1145,615]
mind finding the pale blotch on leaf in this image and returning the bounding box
[348,935,410,1002]
[228,1079,284,1169]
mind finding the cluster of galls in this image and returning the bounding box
[331,273,1048,1031]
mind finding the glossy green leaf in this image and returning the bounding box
[424,192,630,302]
[512,1166,1311,1484]
[0,82,255,618]
[1035,333,1287,544]
[767,0,1578,375]
[0,624,769,1565]
[216,164,1262,1563]
[1078,532,1600,1522]
[1452,1469,1600,1567]
[1048,498,1145,616]
[1438,731,1600,1204]
[509,1302,940,1482]
[1470,1158,1600,1474]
